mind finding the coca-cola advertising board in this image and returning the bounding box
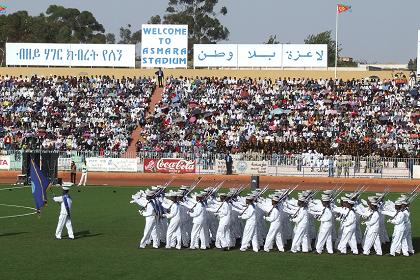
[144,158,196,173]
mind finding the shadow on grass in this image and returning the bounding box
[0,232,28,237]
[73,230,103,239]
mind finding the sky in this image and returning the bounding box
[4,0,420,63]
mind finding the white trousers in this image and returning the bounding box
[140,218,159,248]
[216,221,231,248]
[55,214,74,239]
[78,173,87,186]
[166,220,181,249]
[291,226,309,253]
[264,223,284,252]
[190,223,205,249]
[390,229,408,256]
[362,231,382,255]
[316,227,333,254]
[338,228,358,254]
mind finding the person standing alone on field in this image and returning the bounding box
[53,186,74,240]
[70,161,76,184]
[155,68,164,88]
[78,160,88,186]
[225,152,233,175]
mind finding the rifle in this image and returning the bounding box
[215,185,245,213]
[189,181,224,212]
[184,177,203,197]
[267,185,299,216]
[239,185,270,216]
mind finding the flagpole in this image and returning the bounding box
[335,7,339,80]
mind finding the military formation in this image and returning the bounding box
[130,180,417,256]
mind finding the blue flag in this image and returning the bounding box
[30,159,51,210]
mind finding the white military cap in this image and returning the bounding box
[347,200,355,205]
[394,200,403,206]
[204,187,212,192]
[375,193,384,197]
[298,195,306,202]
[175,191,184,197]
[151,186,159,190]
[62,186,70,191]
[272,196,280,202]
[399,194,408,199]
[368,196,377,203]
[245,195,255,200]
[323,190,334,195]
[166,191,176,197]
[145,190,155,196]
[341,196,349,203]
[321,195,331,202]
[218,192,227,196]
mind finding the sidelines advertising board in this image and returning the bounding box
[215,160,269,175]
[141,24,188,68]
[86,158,138,172]
[144,158,196,173]
[0,155,11,170]
[6,43,136,67]
[417,30,420,76]
[282,44,327,67]
[193,44,327,68]
[58,158,72,171]
[194,44,238,67]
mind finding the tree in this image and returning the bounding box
[118,24,141,44]
[304,30,339,67]
[150,0,229,47]
[45,5,106,43]
[264,35,279,44]
[105,33,116,44]
[408,58,417,71]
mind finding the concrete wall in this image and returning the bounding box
[0,67,408,80]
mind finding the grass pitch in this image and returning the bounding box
[0,184,419,280]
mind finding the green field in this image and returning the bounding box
[0,184,419,280]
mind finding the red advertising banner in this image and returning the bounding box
[144,158,196,173]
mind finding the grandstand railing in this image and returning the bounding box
[1,150,418,179]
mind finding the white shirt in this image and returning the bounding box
[53,195,72,216]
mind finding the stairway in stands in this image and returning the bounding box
[124,87,163,156]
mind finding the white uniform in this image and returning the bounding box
[264,204,285,252]
[239,204,259,252]
[337,208,358,254]
[310,207,333,254]
[164,202,182,249]
[402,208,414,254]
[290,207,310,253]
[189,202,207,249]
[210,201,232,249]
[388,211,409,256]
[362,210,382,255]
[139,201,159,248]
[78,164,87,186]
[53,195,74,239]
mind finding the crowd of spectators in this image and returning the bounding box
[0,75,155,153]
[139,75,420,157]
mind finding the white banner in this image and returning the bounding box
[237,44,282,67]
[417,30,420,76]
[282,44,327,67]
[193,44,238,67]
[86,157,138,172]
[58,158,72,171]
[141,24,188,68]
[6,43,135,67]
[0,156,11,170]
[413,165,420,179]
[215,160,268,175]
